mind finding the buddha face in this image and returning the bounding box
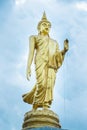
[39,22,51,35]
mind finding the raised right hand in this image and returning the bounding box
[64,39,69,52]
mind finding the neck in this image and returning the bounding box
[40,32,49,36]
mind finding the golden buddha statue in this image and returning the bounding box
[22,12,69,111]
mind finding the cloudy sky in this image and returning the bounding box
[0,0,87,130]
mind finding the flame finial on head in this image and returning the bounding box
[41,11,47,21]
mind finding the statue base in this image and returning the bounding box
[22,109,61,130]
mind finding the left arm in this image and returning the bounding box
[56,39,69,69]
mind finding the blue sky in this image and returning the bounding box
[0,0,87,130]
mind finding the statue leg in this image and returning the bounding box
[43,68,56,109]
[32,103,38,111]
[33,61,48,109]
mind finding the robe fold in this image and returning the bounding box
[22,35,64,107]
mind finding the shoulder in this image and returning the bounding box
[29,35,37,39]
[29,35,38,43]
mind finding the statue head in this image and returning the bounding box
[37,12,51,35]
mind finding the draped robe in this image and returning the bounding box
[22,35,65,107]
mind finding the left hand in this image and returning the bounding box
[64,39,69,52]
[26,67,31,81]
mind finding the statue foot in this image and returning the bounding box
[32,108,37,112]
[43,102,50,110]
[32,104,38,111]
[43,107,48,110]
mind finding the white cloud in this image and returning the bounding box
[12,127,17,130]
[76,1,87,11]
[1,0,87,130]
[15,0,27,6]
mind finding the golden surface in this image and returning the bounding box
[22,109,61,129]
[22,12,69,110]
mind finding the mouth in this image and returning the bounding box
[45,28,49,31]
[46,28,48,30]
